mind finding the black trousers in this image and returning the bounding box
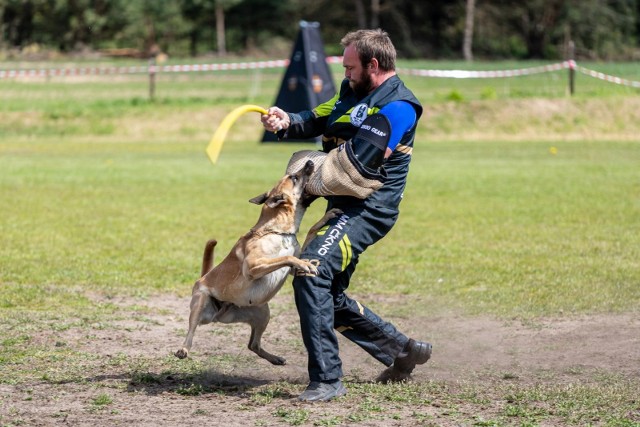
[293,203,410,382]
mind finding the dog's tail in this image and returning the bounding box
[200,239,218,277]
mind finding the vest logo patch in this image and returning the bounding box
[350,103,369,127]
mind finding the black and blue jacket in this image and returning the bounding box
[282,75,423,211]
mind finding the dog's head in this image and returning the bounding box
[249,160,315,208]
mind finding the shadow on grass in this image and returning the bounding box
[120,369,289,397]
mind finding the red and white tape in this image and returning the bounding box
[574,64,640,88]
[0,56,343,79]
[398,61,570,78]
[0,65,148,78]
[151,59,288,74]
[1,56,638,88]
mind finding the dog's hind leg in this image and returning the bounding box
[217,303,286,365]
[175,286,214,359]
[247,304,287,365]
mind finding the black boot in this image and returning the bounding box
[376,339,432,383]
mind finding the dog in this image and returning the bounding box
[175,160,341,365]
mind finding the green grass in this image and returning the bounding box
[0,60,639,426]
[386,140,640,317]
[0,60,639,318]
[1,137,638,318]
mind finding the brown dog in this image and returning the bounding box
[175,160,340,365]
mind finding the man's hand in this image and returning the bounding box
[261,107,291,132]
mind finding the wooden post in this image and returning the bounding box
[148,57,156,101]
[568,40,575,96]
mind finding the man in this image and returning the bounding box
[261,29,432,402]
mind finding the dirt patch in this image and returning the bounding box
[1,293,639,426]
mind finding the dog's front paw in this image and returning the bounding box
[327,208,343,218]
[175,348,189,359]
[295,259,318,276]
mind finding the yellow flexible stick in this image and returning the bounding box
[206,104,269,164]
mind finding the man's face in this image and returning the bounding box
[343,44,373,98]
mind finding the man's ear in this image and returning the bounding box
[369,58,379,72]
[266,194,286,208]
[249,193,268,205]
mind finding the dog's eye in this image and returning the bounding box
[290,175,298,183]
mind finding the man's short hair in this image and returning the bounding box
[341,29,396,72]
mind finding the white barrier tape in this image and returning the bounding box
[0,65,148,78]
[0,62,283,78]
[0,56,344,80]
[158,59,289,73]
[1,57,638,89]
[575,65,640,88]
[398,61,571,78]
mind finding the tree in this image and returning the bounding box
[214,0,242,56]
[472,0,560,58]
[181,0,212,57]
[562,0,638,59]
[0,0,5,48]
[215,0,226,55]
[1,0,639,59]
[225,0,297,52]
[1,0,35,49]
[354,0,366,28]
[118,0,189,55]
[371,0,380,28]
[463,0,476,60]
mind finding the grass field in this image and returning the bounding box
[1,59,639,426]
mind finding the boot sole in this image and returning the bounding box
[414,342,432,365]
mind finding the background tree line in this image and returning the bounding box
[1,0,639,61]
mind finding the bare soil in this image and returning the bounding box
[1,293,639,426]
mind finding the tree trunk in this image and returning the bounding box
[189,31,198,57]
[215,0,226,56]
[388,5,419,58]
[145,16,156,56]
[463,0,476,61]
[354,0,367,29]
[371,0,380,28]
[0,7,4,49]
[520,1,561,59]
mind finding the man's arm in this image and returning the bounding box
[260,93,339,140]
[377,101,417,158]
[350,101,417,169]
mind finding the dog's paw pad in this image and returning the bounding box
[294,261,319,276]
[304,266,318,276]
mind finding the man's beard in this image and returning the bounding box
[350,70,374,98]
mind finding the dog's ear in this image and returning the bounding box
[266,194,286,208]
[249,193,268,205]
